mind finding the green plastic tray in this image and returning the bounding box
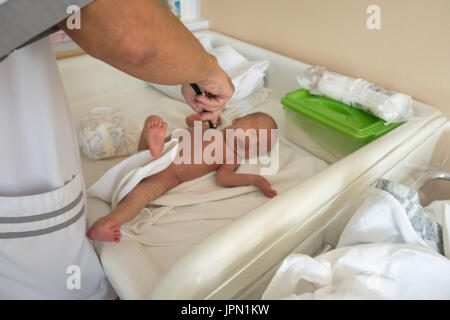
[282,89,402,141]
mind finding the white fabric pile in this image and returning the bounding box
[263,186,450,300]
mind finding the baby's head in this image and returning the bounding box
[226,112,278,158]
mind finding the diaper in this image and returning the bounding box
[78,107,139,160]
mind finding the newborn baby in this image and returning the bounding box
[87,112,278,242]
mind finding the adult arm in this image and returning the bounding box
[59,0,233,121]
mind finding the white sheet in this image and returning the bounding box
[262,190,450,300]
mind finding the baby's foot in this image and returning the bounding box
[87,218,122,243]
[147,119,167,158]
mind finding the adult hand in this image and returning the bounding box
[182,59,234,124]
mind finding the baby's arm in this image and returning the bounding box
[216,164,277,198]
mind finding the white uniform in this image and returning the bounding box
[0,37,113,299]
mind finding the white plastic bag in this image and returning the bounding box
[297,66,414,123]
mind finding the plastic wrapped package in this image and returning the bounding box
[297,66,414,123]
[78,107,139,160]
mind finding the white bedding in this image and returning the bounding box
[262,189,450,300]
[75,94,328,298]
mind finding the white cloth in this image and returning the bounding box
[426,200,450,260]
[0,37,112,299]
[262,189,450,300]
[149,38,269,104]
[87,137,179,209]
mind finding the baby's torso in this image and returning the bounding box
[168,127,225,182]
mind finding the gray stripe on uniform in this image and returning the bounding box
[0,192,83,224]
[0,205,85,239]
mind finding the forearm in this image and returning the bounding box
[216,172,259,188]
[216,167,277,198]
[59,0,219,85]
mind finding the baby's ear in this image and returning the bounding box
[232,117,243,125]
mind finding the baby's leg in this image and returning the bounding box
[138,115,168,158]
[87,169,180,242]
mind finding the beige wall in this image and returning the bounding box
[201,0,450,113]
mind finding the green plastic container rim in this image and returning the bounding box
[282,89,403,141]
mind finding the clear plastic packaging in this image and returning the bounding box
[78,107,139,160]
[297,66,414,124]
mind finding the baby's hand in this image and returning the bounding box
[254,176,277,198]
[186,113,222,127]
